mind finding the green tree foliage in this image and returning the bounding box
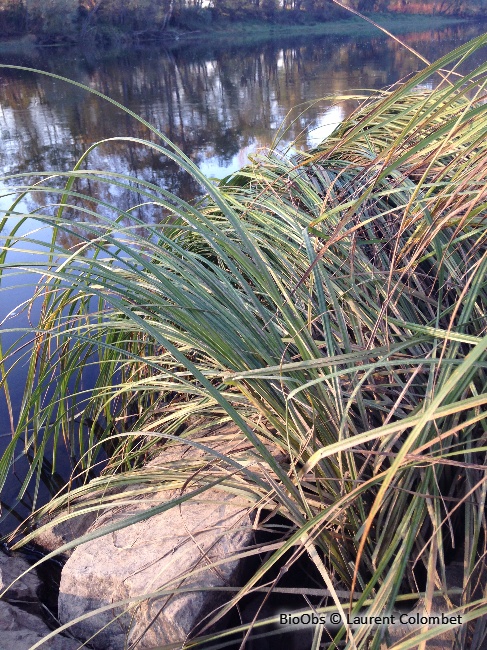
[24,0,78,40]
[0,0,25,33]
[89,0,172,29]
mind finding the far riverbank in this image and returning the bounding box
[0,13,479,54]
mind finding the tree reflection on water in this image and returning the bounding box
[0,22,484,239]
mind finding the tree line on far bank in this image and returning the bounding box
[0,0,485,44]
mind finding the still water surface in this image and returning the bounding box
[0,22,485,529]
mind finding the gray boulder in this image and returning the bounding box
[58,430,264,649]
[0,552,40,605]
[0,601,79,650]
[0,552,79,650]
[33,508,100,558]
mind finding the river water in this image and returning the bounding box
[0,21,485,531]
